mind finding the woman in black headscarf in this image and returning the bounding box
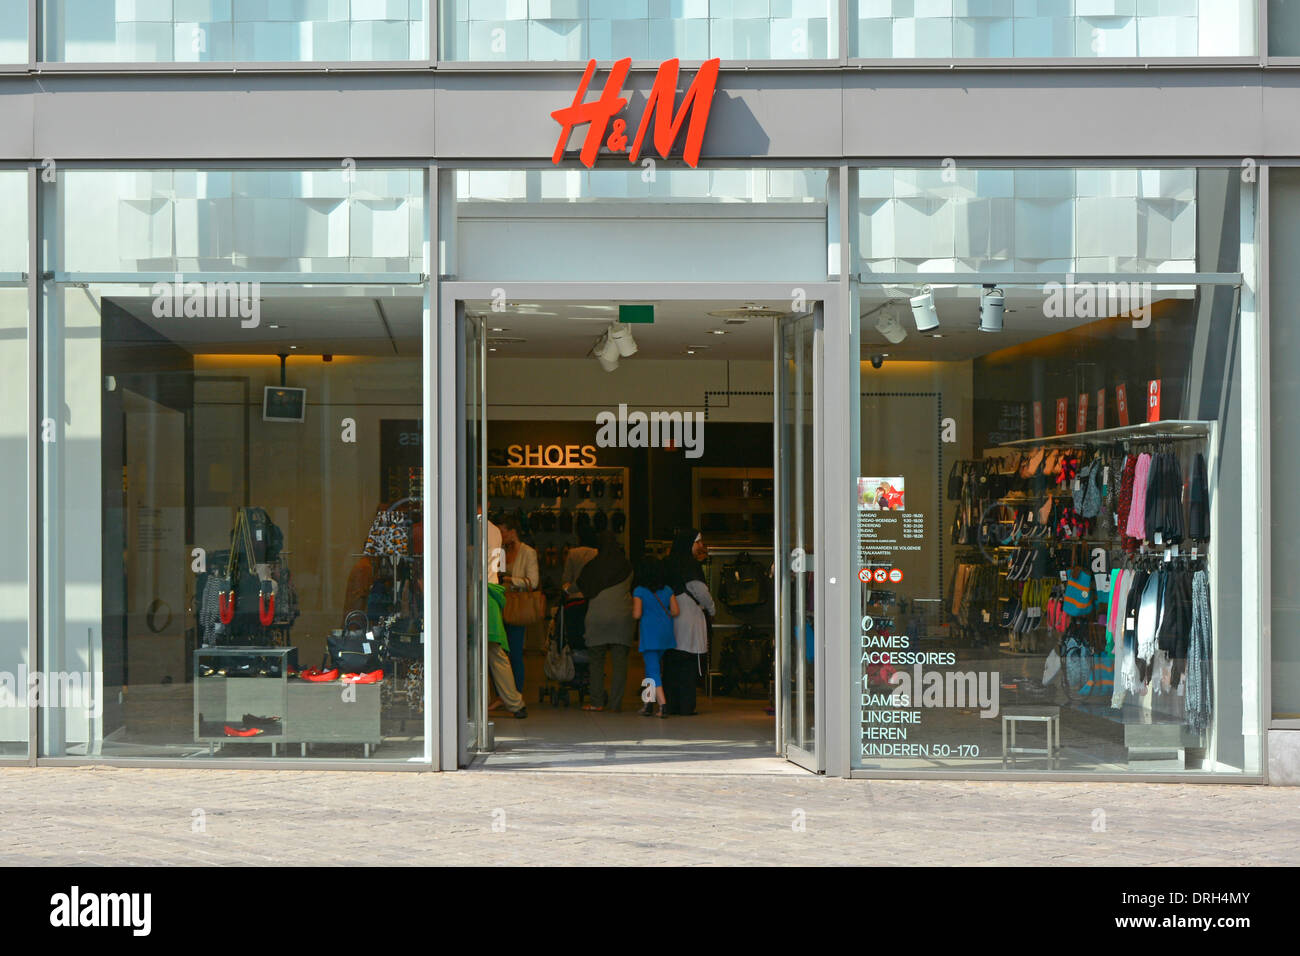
[663,528,715,715]
[577,532,636,712]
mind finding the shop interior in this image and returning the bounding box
[855,281,1241,774]
[464,299,795,771]
[58,282,428,760]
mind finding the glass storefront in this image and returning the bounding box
[38,168,429,761]
[0,157,1276,776]
[40,1,429,62]
[851,166,1260,774]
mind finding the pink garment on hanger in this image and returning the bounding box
[1125,453,1152,540]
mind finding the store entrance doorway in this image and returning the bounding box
[440,283,831,773]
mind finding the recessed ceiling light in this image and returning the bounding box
[290,345,298,350]
[268,324,281,330]
[928,333,944,338]
[489,347,497,352]
[709,329,727,335]
[491,327,508,332]
[686,349,696,355]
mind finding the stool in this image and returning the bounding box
[706,670,725,698]
[1001,705,1061,769]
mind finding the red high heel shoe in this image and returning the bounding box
[341,670,383,684]
[223,724,264,737]
[300,668,339,683]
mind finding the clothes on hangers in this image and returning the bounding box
[1189,452,1210,541]
[1185,568,1214,732]
[1116,453,1139,552]
[1125,452,1152,541]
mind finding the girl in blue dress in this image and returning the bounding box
[632,557,679,718]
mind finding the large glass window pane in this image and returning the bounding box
[0,170,28,756]
[41,1,429,63]
[0,0,27,63]
[40,169,429,762]
[854,0,1255,56]
[852,167,1261,775]
[442,0,836,59]
[60,169,423,275]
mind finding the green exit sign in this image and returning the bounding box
[619,304,654,324]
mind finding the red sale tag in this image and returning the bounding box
[1116,384,1130,426]
[1076,393,1088,433]
[1147,379,1161,423]
[1096,388,1106,430]
[1055,398,1068,436]
[1032,401,1043,438]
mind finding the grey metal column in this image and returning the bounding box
[26,164,37,765]
[820,163,855,778]
[423,163,438,768]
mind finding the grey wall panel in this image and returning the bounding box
[0,90,34,158]
[7,69,1300,161]
[843,71,1266,159]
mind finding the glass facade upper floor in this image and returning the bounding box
[0,0,1282,63]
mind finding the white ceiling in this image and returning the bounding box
[107,286,423,357]
[106,287,1194,365]
[466,299,783,361]
[857,286,1196,362]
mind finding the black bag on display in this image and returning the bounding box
[243,506,284,562]
[947,462,964,500]
[721,554,766,610]
[329,610,381,672]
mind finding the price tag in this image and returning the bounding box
[1059,570,1068,582]
[1096,574,1111,592]
[1154,532,1163,546]
[1126,615,1136,630]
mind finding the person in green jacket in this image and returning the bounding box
[487,571,528,718]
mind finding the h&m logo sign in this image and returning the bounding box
[551,57,720,169]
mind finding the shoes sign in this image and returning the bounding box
[552,57,720,169]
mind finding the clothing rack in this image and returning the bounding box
[997,419,1212,449]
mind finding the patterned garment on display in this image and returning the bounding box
[1186,569,1214,733]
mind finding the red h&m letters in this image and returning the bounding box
[552,58,721,169]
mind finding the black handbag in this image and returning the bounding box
[328,610,380,672]
[947,462,964,500]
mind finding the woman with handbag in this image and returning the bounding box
[663,528,716,716]
[576,532,636,712]
[499,515,540,696]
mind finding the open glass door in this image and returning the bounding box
[458,306,491,764]
[776,307,821,772]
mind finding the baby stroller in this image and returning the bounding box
[539,592,590,707]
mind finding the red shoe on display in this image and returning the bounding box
[223,725,265,737]
[301,668,339,682]
[341,670,383,684]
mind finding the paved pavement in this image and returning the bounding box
[0,766,1296,865]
